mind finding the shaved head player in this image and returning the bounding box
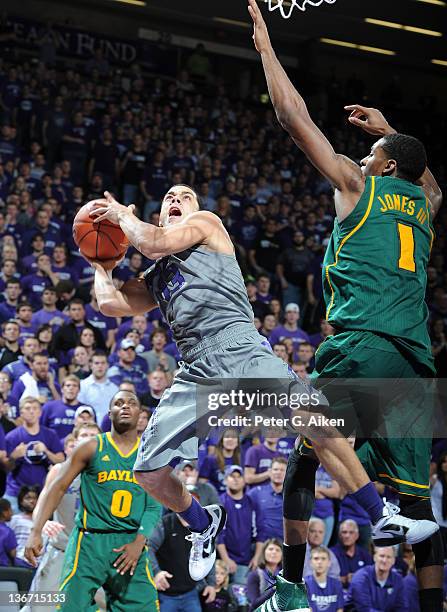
[248,0,443,610]
[86,177,437,595]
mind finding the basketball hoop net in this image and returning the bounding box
[266,0,337,19]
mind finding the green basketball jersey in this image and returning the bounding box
[75,433,149,532]
[323,175,434,372]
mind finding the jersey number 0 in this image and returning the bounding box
[110,490,133,518]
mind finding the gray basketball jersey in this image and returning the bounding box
[52,473,81,551]
[144,247,254,353]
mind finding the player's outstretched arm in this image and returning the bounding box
[25,438,97,567]
[346,104,443,217]
[92,262,157,317]
[248,0,363,193]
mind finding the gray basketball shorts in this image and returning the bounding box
[134,323,326,472]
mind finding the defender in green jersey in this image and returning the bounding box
[25,391,161,611]
[310,171,436,497]
[249,2,443,611]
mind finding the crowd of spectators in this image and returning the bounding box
[0,13,446,611]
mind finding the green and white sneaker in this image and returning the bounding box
[255,573,310,612]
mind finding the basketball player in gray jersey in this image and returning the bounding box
[23,425,101,612]
[89,185,434,605]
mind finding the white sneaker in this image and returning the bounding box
[185,505,227,581]
[372,501,439,546]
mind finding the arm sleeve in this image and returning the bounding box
[139,495,162,538]
[147,519,165,576]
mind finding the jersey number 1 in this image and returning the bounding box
[397,223,416,272]
[110,490,132,518]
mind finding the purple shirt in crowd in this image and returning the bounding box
[18,323,37,343]
[199,454,234,494]
[269,325,310,350]
[217,492,263,566]
[101,413,111,432]
[313,466,335,520]
[304,575,344,612]
[330,543,373,579]
[275,437,294,458]
[247,484,282,541]
[84,304,117,341]
[5,426,63,495]
[348,565,407,611]
[31,308,69,330]
[0,301,17,323]
[107,363,149,395]
[244,444,277,488]
[19,274,51,309]
[40,400,82,441]
[72,259,95,286]
[0,523,17,566]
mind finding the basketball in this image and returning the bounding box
[73,201,129,262]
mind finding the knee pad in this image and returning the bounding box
[399,497,444,568]
[283,449,319,521]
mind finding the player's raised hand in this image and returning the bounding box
[90,191,136,225]
[344,104,397,136]
[248,0,272,54]
[113,538,145,576]
[24,531,44,567]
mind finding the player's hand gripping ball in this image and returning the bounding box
[73,200,129,263]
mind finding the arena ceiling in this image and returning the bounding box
[109,0,446,69]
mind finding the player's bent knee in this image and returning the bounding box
[283,449,318,521]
